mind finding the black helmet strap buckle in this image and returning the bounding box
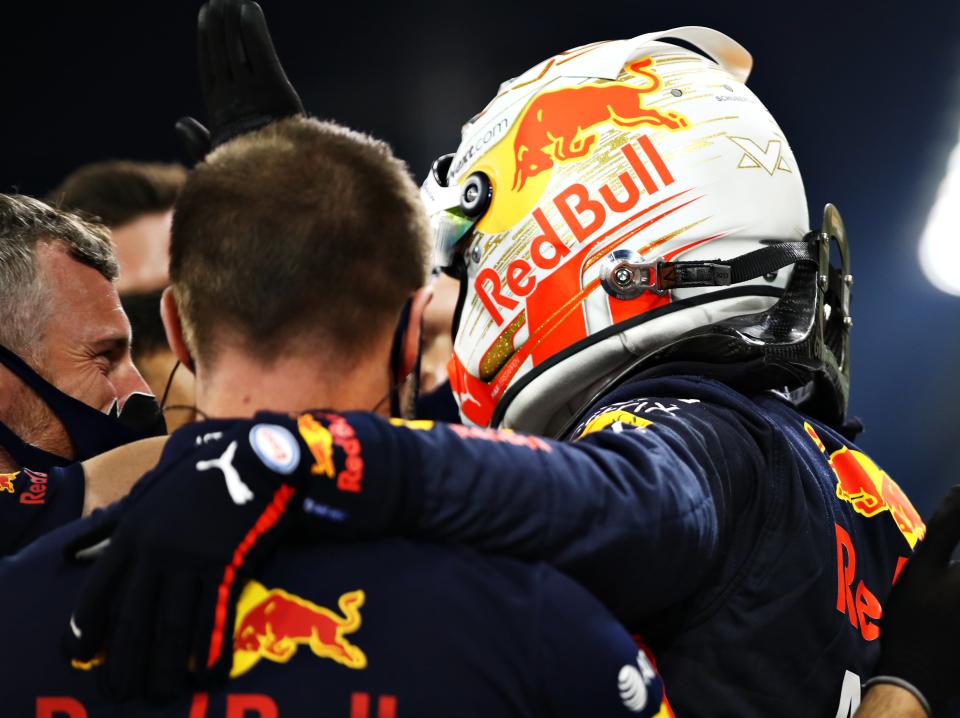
[599,240,822,301]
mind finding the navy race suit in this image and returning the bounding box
[280,375,920,717]
[0,424,667,718]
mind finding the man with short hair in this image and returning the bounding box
[51,160,196,429]
[0,195,165,554]
[167,119,428,388]
[0,114,668,717]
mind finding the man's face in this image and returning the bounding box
[1,243,152,462]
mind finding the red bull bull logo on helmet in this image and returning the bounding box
[231,580,367,678]
[804,423,925,549]
[511,58,688,191]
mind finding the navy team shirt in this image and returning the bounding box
[0,426,668,718]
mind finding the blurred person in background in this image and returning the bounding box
[0,195,166,554]
[51,160,196,430]
[50,160,185,294]
[0,110,670,718]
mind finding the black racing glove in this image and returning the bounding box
[176,0,304,164]
[867,484,960,716]
[63,413,404,702]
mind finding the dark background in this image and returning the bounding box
[2,1,959,514]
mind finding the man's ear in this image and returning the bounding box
[160,287,195,374]
[400,285,433,380]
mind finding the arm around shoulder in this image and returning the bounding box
[81,435,169,515]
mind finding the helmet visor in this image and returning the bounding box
[420,156,480,271]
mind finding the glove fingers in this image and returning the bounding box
[223,0,249,77]
[917,484,960,566]
[197,3,217,104]
[103,561,163,701]
[64,546,129,665]
[146,572,203,702]
[239,0,281,78]
[205,0,234,87]
[240,1,304,113]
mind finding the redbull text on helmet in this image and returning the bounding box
[473,56,691,330]
[475,134,684,328]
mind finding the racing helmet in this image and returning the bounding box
[422,27,851,435]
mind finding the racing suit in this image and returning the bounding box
[299,374,920,716]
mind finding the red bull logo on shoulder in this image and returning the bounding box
[804,422,925,549]
[231,581,367,678]
[512,58,688,191]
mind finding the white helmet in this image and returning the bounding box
[422,27,851,435]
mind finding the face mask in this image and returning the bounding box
[0,344,167,472]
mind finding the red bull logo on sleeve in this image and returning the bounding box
[231,580,367,678]
[804,422,925,549]
[512,58,688,191]
[0,471,16,493]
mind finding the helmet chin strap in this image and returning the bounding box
[446,255,469,341]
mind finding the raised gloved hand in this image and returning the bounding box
[866,484,960,716]
[176,0,304,164]
[63,413,401,701]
